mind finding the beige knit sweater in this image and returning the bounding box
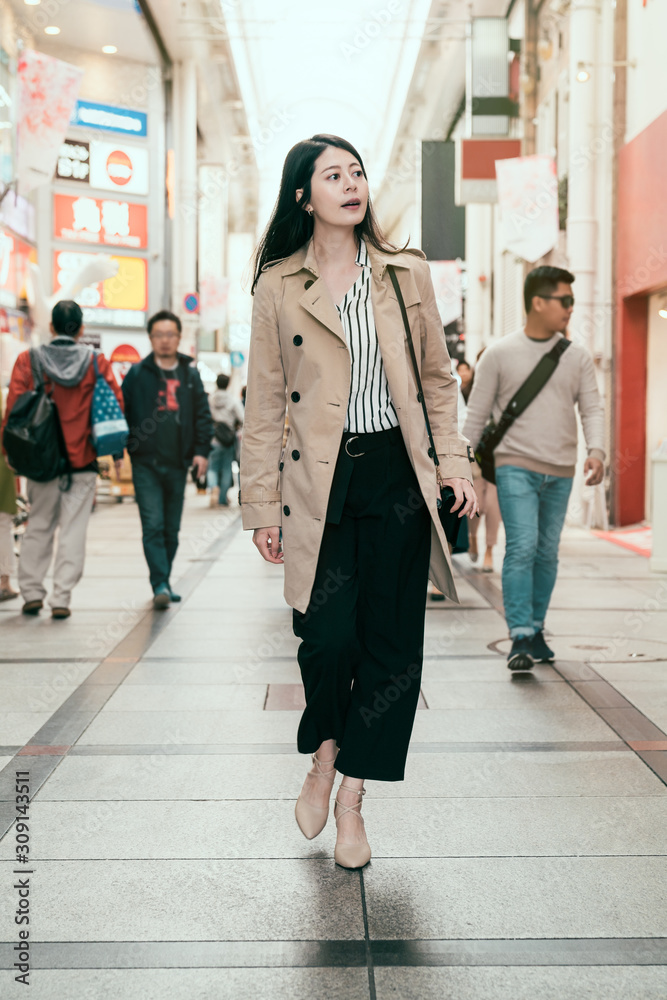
[462,331,605,478]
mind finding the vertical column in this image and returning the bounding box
[172,59,198,355]
[567,0,600,354]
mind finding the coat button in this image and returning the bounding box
[283,505,291,516]
[292,450,300,461]
[291,391,300,402]
[293,335,303,346]
[279,461,284,471]
[304,279,314,290]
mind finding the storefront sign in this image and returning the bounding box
[54,194,148,249]
[17,50,83,193]
[56,139,90,182]
[70,99,147,138]
[53,249,147,316]
[89,141,149,195]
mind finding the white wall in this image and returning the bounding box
[645,290,667,519]
[626,0,667,144]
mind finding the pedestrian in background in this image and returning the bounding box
[122,310,212,608]
[462,352,502,573]
[1,301,123,618]
[464,266,605,671]
[0,394,18,602]
[242,134,477,869]
[208,373,244,507]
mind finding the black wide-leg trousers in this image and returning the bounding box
[292,427,432,782]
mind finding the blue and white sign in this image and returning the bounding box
[230,351,245,368]
[71,100,147,138]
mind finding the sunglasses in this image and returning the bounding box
[540,294,575,309]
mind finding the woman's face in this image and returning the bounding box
[299,146,369,228]
[457,362,472,386]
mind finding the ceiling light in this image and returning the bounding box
[24,0,41,6]
[576,61,590,83]
[658,295,667,320]
[102,45,117,54]
[44,25,61,34]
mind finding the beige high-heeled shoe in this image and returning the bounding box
[333,784,371,869]
[294,751,337,840]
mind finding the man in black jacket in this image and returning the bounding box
[122,310,213,607]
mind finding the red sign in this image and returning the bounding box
[110,343,142,383]
[54,194,148,249]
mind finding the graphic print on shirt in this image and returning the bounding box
[157,376,181,414]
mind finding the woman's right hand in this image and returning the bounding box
[253,526,284,564]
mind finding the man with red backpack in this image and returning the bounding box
[1,301,123,618]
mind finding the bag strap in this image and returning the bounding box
[490,337,571,447]
[29,348,44,392]
[92,351,100,378]
[387,264,444,483]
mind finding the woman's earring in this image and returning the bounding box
[307,208,313,216]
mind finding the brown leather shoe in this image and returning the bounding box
[51,607,71,620]
[22,600,43,615]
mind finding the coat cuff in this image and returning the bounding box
[587,448,605,463]
[241,502,282,531]
[438,456,474,482]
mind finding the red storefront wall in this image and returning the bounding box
[615,109,667,525]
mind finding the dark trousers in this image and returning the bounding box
[293,428,432,782]
[132,462,187,592]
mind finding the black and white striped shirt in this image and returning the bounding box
[336,239,399,433]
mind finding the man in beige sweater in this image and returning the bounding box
[463,266,605,671]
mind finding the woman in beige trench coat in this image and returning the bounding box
[240,134,478,869]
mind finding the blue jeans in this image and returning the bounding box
[495,466,573,638]
[132,462,187,592]
[207,442,235,504]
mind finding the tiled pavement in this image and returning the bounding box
[1,489,666,999]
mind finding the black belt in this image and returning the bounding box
[341,426,403,458]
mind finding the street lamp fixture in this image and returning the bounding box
[576,59,637,82]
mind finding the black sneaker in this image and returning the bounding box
[531,629,555,662]
[507,636,534,672]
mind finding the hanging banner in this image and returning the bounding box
[496,155,559,263]
[427,261,463,328]
[17,51,83,194]
[199,275,230,332]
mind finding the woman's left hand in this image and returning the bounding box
[440,477,479,519]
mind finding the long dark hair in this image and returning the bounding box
[251,133,417,294]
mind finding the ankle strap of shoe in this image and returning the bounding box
[311,752,337,780]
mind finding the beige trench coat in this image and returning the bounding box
[240,239,473,614]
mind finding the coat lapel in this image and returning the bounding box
[298,279,347,344]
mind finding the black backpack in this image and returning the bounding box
[2,349,69,482]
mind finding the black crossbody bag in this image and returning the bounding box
[474,337,571,484]
[387,265,463,545]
